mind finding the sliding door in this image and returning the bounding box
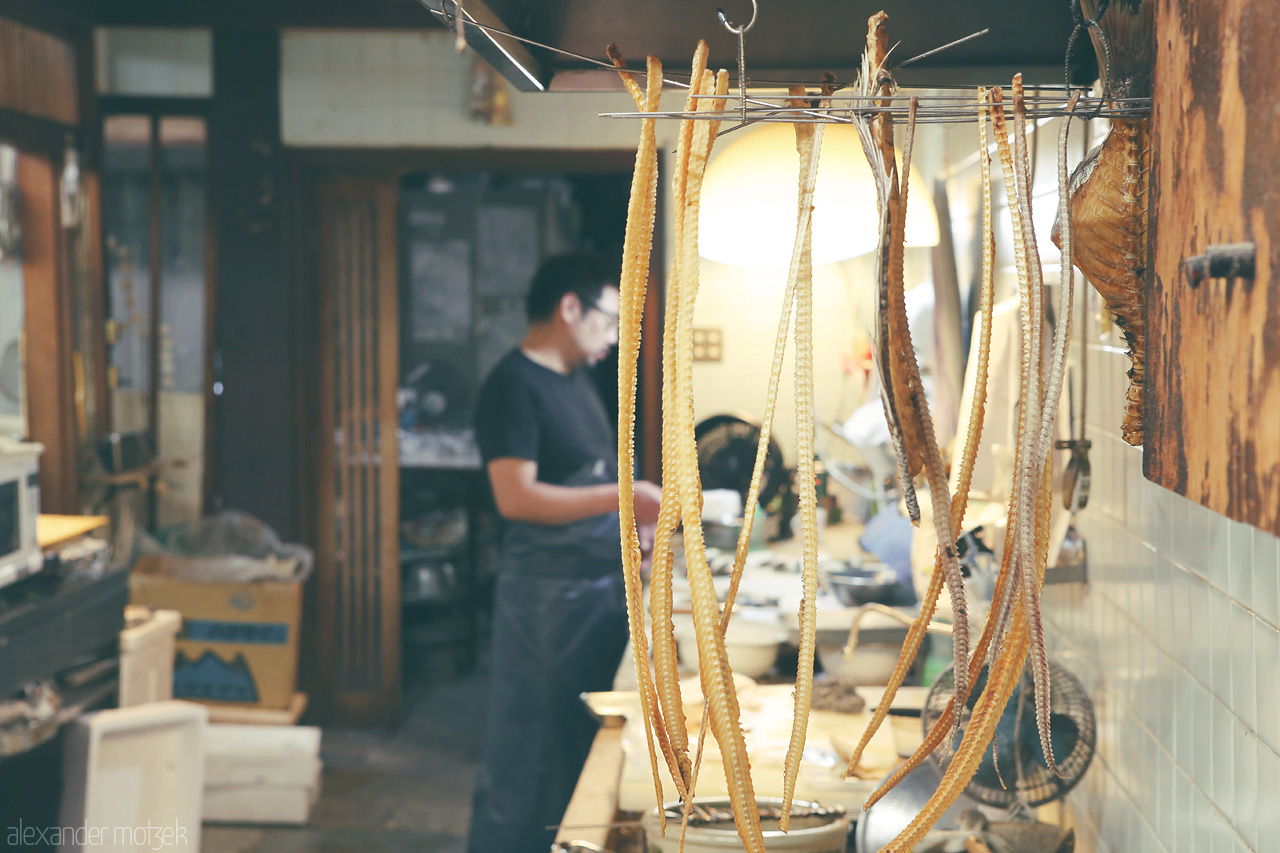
[315,176,401,723]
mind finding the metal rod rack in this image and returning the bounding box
[601,92,1150,125]
[416,0,1151,127]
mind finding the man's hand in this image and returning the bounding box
[632,480,663,527]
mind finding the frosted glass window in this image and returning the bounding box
[95,28,213,97]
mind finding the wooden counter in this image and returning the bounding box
[553,721,631,851]
[555,682,926,851]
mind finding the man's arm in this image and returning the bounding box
[487,457,662,526]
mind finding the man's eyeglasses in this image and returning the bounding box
[588,302,620,331]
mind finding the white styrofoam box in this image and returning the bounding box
[203,724,321,788]
[118,607,182,707]
[202,783,319,825]
[59,701,206,853]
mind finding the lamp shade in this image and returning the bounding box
[699,123,940,268]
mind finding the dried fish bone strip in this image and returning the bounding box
[845,14,970,779]
[778,83,825,832]
[609,48,688,826]
[1015,88,1082,777]
[879,463,1055,853]
[670,63,766,852]
[862,85,1000,805]
[648,41,710,799]
[858,13,920,525]
[1006,78,1056,776]
[982,86,1033,664]
[676,67,738,851]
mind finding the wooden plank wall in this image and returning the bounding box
[18,152,79,513]
[0,17,78,127]
[1145,0,1280,536]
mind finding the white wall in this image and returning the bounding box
[280,29,647,150]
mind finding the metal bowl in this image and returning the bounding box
[822,563,898,607]
[644,797,850,852]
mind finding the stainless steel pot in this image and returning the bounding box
[822,563,898,607]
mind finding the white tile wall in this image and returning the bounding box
[280,29,646,150]
[1043,336,1280,853]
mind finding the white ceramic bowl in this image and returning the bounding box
[780,608,905,686]
[814,643,900,685]
[673,618,788,679]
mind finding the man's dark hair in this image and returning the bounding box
[525,252,618,323]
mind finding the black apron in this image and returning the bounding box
[467,462,629,853]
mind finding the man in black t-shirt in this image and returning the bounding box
[467,253,661,853]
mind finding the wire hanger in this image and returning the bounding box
[717,0,758,126]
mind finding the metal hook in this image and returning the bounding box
[716,0,757,34]
[453,0,467,53]
[717,1,757,125]
[1064,0,1112,117]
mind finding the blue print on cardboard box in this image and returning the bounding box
[183,618,289,645]
[174,650,259,703]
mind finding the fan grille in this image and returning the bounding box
[694,415,786,510]
[921,659,1096,808]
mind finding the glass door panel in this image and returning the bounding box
[100,112,209,529]
[156,116,207,527]
[103,114,153,437]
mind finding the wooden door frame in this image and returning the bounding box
[312,174,402,724]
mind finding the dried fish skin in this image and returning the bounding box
[1052,0,1154,446]
[1055,121,1149,446]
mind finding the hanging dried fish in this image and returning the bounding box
[609,47,688,827]
[869,73,1082,845]
[778,83,825,832]
[1051,0,1154,446]
[877,465,1053,853]
[1017,88,1082,777]
[669,60,767,852]
[858,13,922,526]
[679,78,826,843]
[863,85,1000,807]
[982,85,1034,668]
[648,42,710,801]
[845,14,970,782]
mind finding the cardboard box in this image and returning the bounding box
[129,555,303,711]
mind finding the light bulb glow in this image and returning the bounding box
[699,124,940,268]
